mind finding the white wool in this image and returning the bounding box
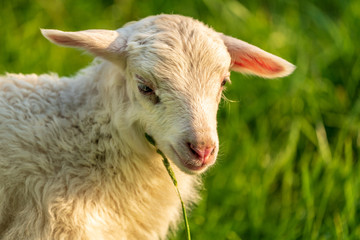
[0,64,200,239]
[0,14,294,239]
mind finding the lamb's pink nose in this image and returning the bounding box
[188,143,215,164]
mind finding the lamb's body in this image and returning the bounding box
[0,14,294,239]
[0,63,198,239]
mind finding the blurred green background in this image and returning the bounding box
[1,0,359,239]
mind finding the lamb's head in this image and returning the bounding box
[42,14,295,174]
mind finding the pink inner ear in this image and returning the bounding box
[234,54,284,75]
[48,34,83,47]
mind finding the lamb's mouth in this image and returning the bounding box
[170,145,209,172]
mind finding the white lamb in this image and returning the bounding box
[0,14,294,239]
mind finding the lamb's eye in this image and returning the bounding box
[221,77,229,87]
[135,74,159,104]
[138,83,154,95]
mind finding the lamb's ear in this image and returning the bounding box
[41,29,126,62]
[221,34,295,78]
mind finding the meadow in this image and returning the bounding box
[1,0,359,239]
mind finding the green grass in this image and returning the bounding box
[1,0,359,239]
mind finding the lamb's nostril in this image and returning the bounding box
[188,143,198,156]
[187,142,215,163]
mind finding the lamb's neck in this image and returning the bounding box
[62,60,127,126]
[64,61,153,169]
[94,61,152,156]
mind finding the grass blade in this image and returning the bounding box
[145,133,191,240]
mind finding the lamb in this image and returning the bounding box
[0,14,294,239]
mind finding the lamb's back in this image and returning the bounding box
[0,73,91,178]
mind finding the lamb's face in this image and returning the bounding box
[41,14,295,174]
[125,17,231,174]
